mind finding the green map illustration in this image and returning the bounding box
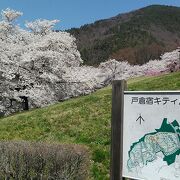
[127,118,180,171]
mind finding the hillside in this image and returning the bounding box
[68,5,180,65]
[0,72,180,179]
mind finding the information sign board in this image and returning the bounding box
[123,91,180,180]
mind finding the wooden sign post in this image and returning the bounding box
[111,80,126,180]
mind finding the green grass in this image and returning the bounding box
[128,72,180,91]
[0,72,180,179]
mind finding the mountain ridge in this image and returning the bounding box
[68,5,180,65]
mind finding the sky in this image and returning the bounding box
[0,0,180,30]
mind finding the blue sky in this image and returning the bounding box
[0,0,180,30]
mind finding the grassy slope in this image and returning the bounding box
[0,72,180,179]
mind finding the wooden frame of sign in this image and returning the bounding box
[110,80,127,180]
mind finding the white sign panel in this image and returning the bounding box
[123,91,180,180]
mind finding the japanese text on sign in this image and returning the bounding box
[131,97,179,105]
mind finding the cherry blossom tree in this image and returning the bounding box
[25,19,59,35]
[0,8,107,116]
[1,8,22,22]
[99,49,180,80]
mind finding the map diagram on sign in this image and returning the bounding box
[127,118,180,178]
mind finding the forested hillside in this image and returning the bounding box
[69,5,180,65]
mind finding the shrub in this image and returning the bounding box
[0,141,90,180]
